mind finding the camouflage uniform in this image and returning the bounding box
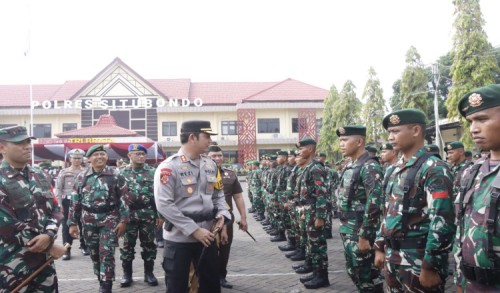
[324,166,339,234]
[119,164,158,262]
[454,155,500,291]
[275,163,291,236]
[450,159,472,202]
[250,167,265,217]
[0,160,63,292]
[296,159,328,275]
[337,152,384,292]
[265,165,278,227]
[374,147,455,292]
[287,166,306,252]
[68,166,132,282]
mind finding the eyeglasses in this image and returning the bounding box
[131,152,146,157]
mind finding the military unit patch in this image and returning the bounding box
[160,168,172,185]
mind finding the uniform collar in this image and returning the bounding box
[1,160,33,179]
[83,165,113,177]
[398,147,427,168]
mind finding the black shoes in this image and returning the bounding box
[303,270,330,289]
[80,247,90,256]
[289,250,306,261]
[120,261,133,287]
[294,263,313,274]
[278,243,296,252]
[300,272,316,283]
[220,278,233,289]
[62,249,71,261]
[285,249,301,258]
[144,261,158,286]
[270,233,287,242]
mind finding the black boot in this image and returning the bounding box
[292,261,308,270]
[332,211,339,219]
[369,283,384,293]
[62,248,71,261]
[268,229,280,236]
[100,280,113,293]
[299,272,317,283]
[303,269,330,289]
[144,261,158,286]
[294,263,313,274]
[261,219,270,225]
[285,249,301,258]
[248,207,255,213]
[290,249,306,261]
[324,227,333,239]
[270,232,287,242]
[120,260,133,287]
[278,239,296,251]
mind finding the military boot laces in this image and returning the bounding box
[144,261,158,286]
[120,260,133,287]
[303,270,330,289]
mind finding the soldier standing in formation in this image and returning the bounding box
[336,126,384,292]
[293,138,330,289]
[271,151,290,242]
[208,144,248,288]
[154,120,230,293]
[0,125,65,292]
[455,84,500,292]
[55,148,87,261]
[68,144,132,293]
[119,144,160,287]
[374,109,455,292]
[279,150,299,252]
[250,160,265,221]
[445,141,472,203]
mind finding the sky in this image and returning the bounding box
[0,0,499,102]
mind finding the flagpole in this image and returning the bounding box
[27,1,34,166]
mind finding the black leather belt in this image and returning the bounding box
[338,211,363,221]
[460,262,500,286]
[82,205,116,213]
[385,237,426,250]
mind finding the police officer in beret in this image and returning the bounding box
[55,148,87,260]
[374,109,455,292]
[68,144,133,293]
[454,84,500,292]
[336,126,384,292]
[119,144,160,287]
[0,125,65,291]
[154,120,230,293]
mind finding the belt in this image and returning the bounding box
[384,237,426,250]
[82,204,116,214]
[460,262,500,286]
[129,202,153,211]
[300,198,315,205]
[338,211,363,221]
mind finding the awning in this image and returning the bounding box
[33,142,165,163]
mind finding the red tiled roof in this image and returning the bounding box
[0,84,61,107]
[149,79,192,98]
[188,82,275,104]
[243,78,328,102]
[55,114,138,137]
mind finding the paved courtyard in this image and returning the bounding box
[54,181,457,292]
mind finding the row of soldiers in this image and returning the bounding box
[245,83,500,292]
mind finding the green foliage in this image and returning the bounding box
[361,67,387,145]
[446,0,499,148]
[390,79,402,111]
[400,46,430,114]
[318,85,339,155]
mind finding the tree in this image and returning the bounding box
[361,67,387,145]
[329,80,362,153]
[445,0,499,148]
[400,46,430,115]
[318,85,339,155]
[390,79,402,111]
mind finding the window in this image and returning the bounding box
[258,118,279,133]
[131,109,145,119]
[62,123,77,132]
[222,151,239,164]
[221,121,238,135]
[33,124,51,138]
[131,120,146,129]
[291,118,298,133]
[162,121,177,136]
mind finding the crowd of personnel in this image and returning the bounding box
[0,83,499,292]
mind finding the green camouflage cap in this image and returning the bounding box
[295,137,317,148]
[383,109,427,130]
[445,141,464,152]
[425,144,440,153]
[458,84,500,117]
[380,143,393,151]
[365,145,378,153]
[336,125,366,137]
[0,126,36,142]
[464,150,472,157]
[277,150,288,156]
[86,144,106,157]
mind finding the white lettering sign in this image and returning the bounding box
[30,98,204,109]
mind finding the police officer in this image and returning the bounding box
[0,125,65,291]
[119,144,160,287]
[154,120,230,293]
[294,138,330,289]
[208,144,248,289]
[336,126,384,292]
[68,144,132,293]
[55,148,86,260]
[374,109,455,292]
[455,84,500,292]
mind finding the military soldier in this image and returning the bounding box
[365,145,378,157]
[154,120,230,293]
[250,160,265,221]
[336,126,384,292]
[279,150,299,252]
[68,144,132,293]
[379,143,398,172]
[464,150,473,162]
[454,84,500,292]
[293,138,330,289]
[245,159,255,214]
[374,109,455,292]
[0,125,65,292]
[208,144,248,289]
[119,144,160,287]
[426,144,442,158]
[55,148,86,261]
[271,150,290,242]
[445,141,472,202]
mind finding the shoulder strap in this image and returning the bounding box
[346,155,378,209]
[400,152,434,237]
[487,172,500,266]
[382,166,396,194]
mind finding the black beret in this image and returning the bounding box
[383,109,427,130]
[458,84,500,117]
[445,141,464,152]
[336,125,366,137]
[365,145,378,153]
[380,143,393,151]
[295,137,317,148]
[86,145,106,157]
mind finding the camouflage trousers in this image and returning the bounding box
[285,203,296,242]
[0,252,58,293]
[340,233,383,292]
[384,262,446,293]
[120,217,157,262]
[251,190,265,215]
[83,224,119,281]
[304,205,328,271]
[296,205,307,250]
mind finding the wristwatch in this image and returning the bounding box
[44,230,57,240]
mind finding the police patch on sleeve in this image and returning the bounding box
[160,168,172,185]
